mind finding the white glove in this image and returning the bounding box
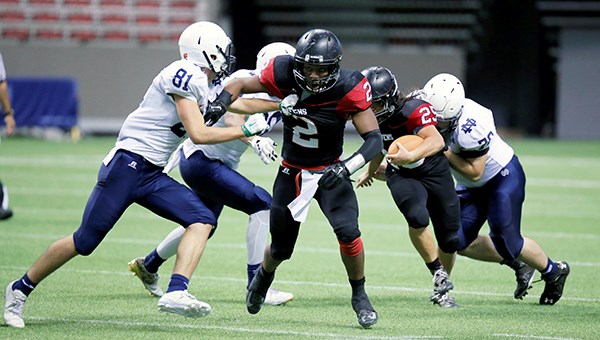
[241,114,269,137]
[279,94,299,116]
[250,136,278,165]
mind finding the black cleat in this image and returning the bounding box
[540,261,570,305]
[514,261,535,299]
[0,207,13,221]
[357,309,378,328]
[245,267,274,314]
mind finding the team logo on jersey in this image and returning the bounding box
[461,118,477,134]
[128,161,138,170]
[282,167,290,175]
[287,108,308,116]
[382,134,394,141]
[501,168,510,177]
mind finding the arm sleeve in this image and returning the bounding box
[343,129,383,174]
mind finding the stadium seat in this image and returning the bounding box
[100,0,125,7]
[0,10,26,22]
[32,12,61,22]
[70,30,97,42]
[66,12,93,23]
[101,13,128,24]
[29,0,56,6]
[137,32,162,43]
[135,15,160,25]
[135,0,159,8]
[35,28,64,40]
[168,16,194,27]
[1,27,30,41]
[63,0,92,6]
[0,0,20,5]
[169,0,195,9]
[103,30,129,41]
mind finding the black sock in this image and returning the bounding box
[349,277,373,312]
[426,258,443,275]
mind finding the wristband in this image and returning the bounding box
[241,124,252,137]
[4,109,13,117]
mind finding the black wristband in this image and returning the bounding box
[216,90,233,107]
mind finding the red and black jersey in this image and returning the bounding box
[379,98,437,150]
[259,55,371,168]
[380,98,444,173]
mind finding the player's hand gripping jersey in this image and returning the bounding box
[259,55,371,168]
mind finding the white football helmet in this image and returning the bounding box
[422,73,465,131]
[255,42,296,72]
[178,21,236,79]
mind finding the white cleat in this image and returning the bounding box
[4,281,26,328]
[128,257,164,297]
[157,290,211,318]
[263,288,294,306]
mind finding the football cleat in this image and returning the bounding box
[513,261,535,299]
[430,291,459,308]
[540,261,570,305]
[4,281,26,328]
[263,288,294,306]
[357,309,378,329]
[432,268,454,295]
[246,267,275,314]
[0,207,13,221]
[157,290,211,318]
[128,257,163,297]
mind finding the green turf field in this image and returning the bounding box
[1,136,599,339]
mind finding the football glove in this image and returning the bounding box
[318,162,349,190]
[279,94,299,116]
[241,114,269,137]
[205,90,233,126]
[250,136,278,165]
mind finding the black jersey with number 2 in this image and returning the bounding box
[259,55,371,168]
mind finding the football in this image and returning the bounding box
[387,134,424,154]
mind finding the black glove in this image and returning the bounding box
[204,90,233,126]
[318,162,349,190]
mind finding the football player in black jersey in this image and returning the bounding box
[206,29,382,328]
[356,66,461,307]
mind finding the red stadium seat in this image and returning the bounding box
[32,11,61,22]
[70,30,97,42]
[137,32,162,43]
[0,10,26,22]
[103,30,129,41]
[63,0,91,6]
[100,0,125,7]
[35,28,63,39]
[1,27,30,41]
[67,12,93,23]
[101,13,128,24]
[29,0,56,6]
[135,15,160,25]
[135,0,159,8]
[170,0,195,9]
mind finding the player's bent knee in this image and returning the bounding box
[490,235,523,262]
[438,232,460,253]
[405,207,430,229]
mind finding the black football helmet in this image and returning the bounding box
[361,66,399,124]
[293,29,342,94]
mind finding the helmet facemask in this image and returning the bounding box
[204,41,236,80]
[293,58,340,94]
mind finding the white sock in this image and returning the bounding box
[156,226,186,260]
[247,210,269,265]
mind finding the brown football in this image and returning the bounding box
[388,134,424,154]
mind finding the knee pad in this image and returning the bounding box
[405,205,430,229]
[73,228,103,256]
[438,231,460,253]
[490,234,524,262]
[242,186,272,215]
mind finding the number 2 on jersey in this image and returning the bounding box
[292,117,318,148]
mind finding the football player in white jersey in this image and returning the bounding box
[3,21,272,329]
[421,73,570,305]
[128,42,296,306]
